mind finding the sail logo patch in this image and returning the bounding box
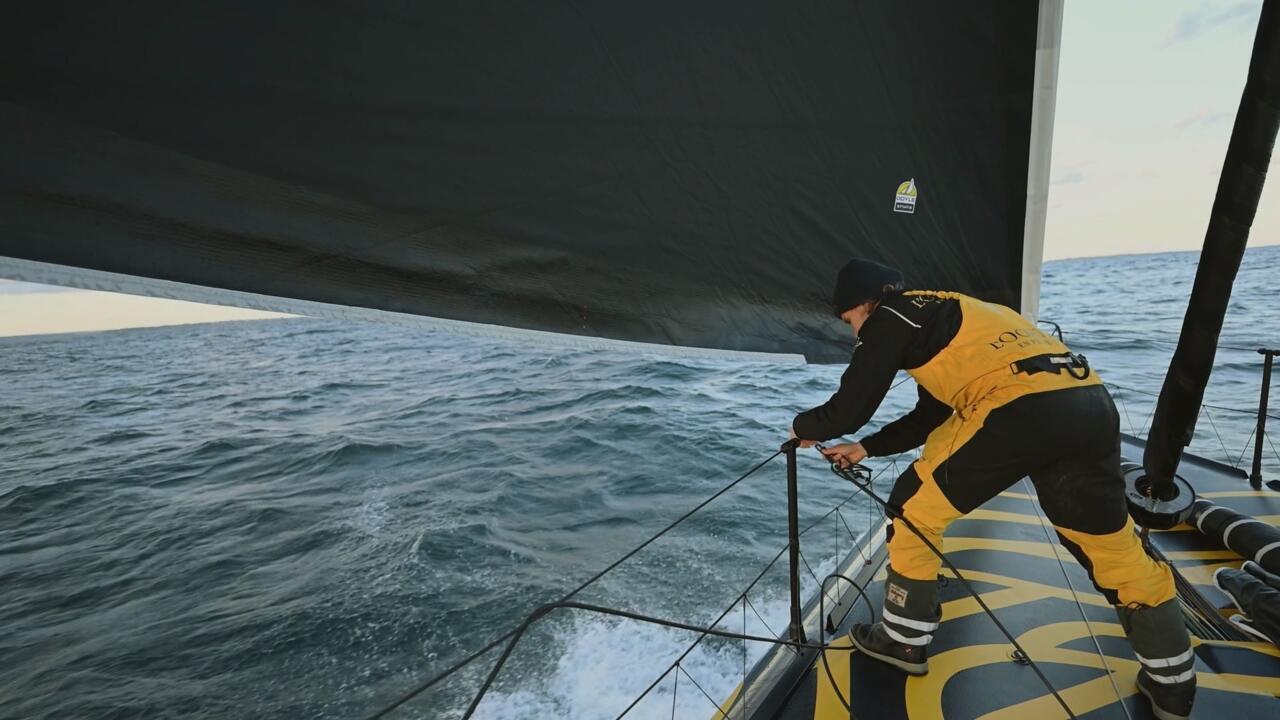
[894,178,917,214]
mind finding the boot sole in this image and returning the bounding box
[849,633,928,675]
[1136,680,1190,720]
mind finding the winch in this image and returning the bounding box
[1122,462,1197,530]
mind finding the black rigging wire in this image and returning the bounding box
[675,664,724,718]
[799,549,841,610]
[669,664,679,720]
[363,317,1272,718]
[1202,406,1237,468]
[1141,537,1242,641]
[1235,426,1259,469]
[821,573,877,629]
[1106,381,1280,422]
[889,372,913,392]
[1061,326,1269,355]
[816,571,878,718]
[623,475,888,719]
[363,448,784,720]
[372,436,1095,719]
[1105,380,1280,473]
[428,447,1080,719]
[457,601,856,720]
[744,595,787,651]
[822,458,1079,719]
[1020,478,1132,720]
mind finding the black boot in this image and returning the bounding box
[849,622,929,675]
[850,568,939,675]
[1242,559,1280,591]
[1118,599,1196,720]
[1217,563,1280,645]
[1136,669,1195,720]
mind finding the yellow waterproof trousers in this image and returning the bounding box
[885,384,1174,608]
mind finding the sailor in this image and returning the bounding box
[790,259,1195,720]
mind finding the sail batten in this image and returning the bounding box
[1020,0,1065,323]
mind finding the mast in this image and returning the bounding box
[1143,1,1280,493]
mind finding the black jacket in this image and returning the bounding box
[791,292,961,456]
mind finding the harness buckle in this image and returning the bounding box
[1009,352,1091,380]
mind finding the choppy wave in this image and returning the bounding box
[1,246,1277,719]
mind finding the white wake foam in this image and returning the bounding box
[472,552,843,719]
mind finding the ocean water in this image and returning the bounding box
[1,245,1277,720]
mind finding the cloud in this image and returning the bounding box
[1164,2,1258,46]
[1174,108,1233,132]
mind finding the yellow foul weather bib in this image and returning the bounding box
[902,290,1101,422]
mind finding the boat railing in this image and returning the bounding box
[1252,348,1277,487]
[363,443,903,719]
[1104,365,1279,489]
[1038,321,1278,488]
[367,334,1276,718]
[610,447,896,720]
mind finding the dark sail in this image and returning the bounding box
[1,1,1049,362]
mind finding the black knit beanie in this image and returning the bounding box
[831,259,904,317]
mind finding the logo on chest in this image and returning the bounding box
[987,327,1051,351]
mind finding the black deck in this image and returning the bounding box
[722,438,1280,720]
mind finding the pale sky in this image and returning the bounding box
[1046,0,1279,259]
[0,281,290,338]
[2,0,1277,334]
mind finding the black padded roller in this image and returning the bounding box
[1192,500,1280,574]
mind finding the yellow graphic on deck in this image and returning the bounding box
[807,572,1280,720]
[798,489,1280,720]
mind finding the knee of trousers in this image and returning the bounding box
[888,466,962,582]
[888,527,944,582]
[1058,520,1176,607]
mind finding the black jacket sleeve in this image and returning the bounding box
[859,385,952,456]
[791,313,909,442]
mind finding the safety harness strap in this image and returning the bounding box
[1010,352,1092,380]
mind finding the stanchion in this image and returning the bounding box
[782,439,807,644]
[1252,348,1277,489]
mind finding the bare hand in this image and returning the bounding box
[820,442,867,469]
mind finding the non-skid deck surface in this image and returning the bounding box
[763,439,1280,720]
